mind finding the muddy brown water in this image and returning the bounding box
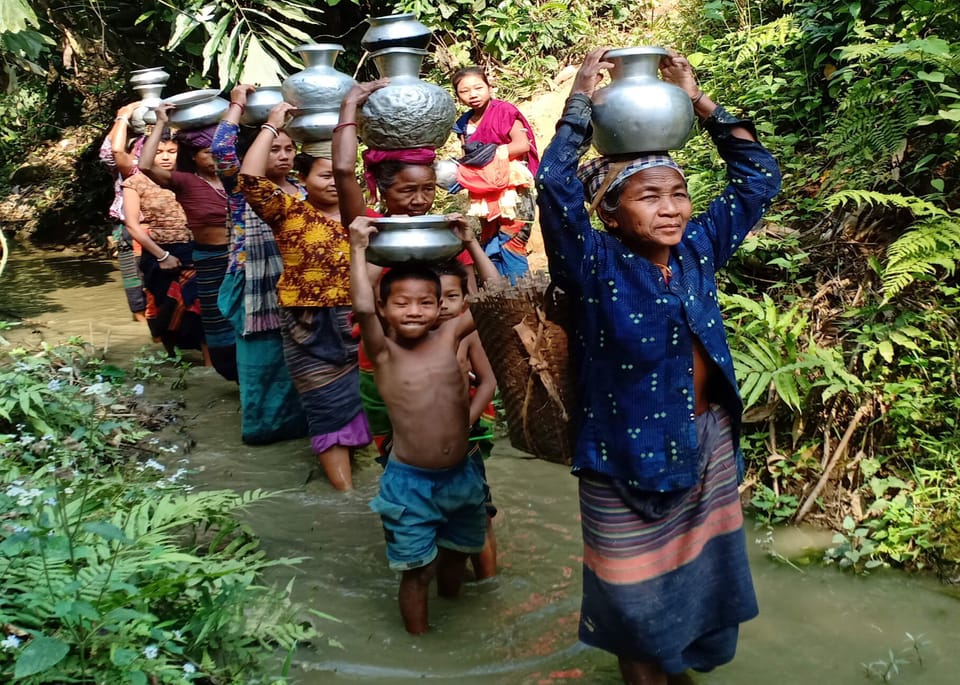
[2,243,958,684]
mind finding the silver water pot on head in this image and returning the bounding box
[591,46,694,155]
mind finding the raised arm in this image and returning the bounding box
[535,48,613,289]
[450,214,499,285]
[349,216,388,360]
[212,84,255,190]
[240,102,294,178]
[138,104,174,187]
[109,101,142,178]
[121,186,181,269]
[334,80,388,229]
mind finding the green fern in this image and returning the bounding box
[883,216,960,298]
[825,189,949,218]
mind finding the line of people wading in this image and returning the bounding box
[98,29,779,684]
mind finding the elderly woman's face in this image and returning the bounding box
[601,167,691,252]
[383,166,436,217]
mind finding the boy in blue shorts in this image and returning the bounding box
[349,215,489,634]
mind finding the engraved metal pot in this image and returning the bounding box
[591,46,694,155]
[241,86,284,126]
[367,215,463,266]
[360,13,432,52]
[358,48,456,150]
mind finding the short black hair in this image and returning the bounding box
[294,151,317,178]
[433,259,468,295]
[379,263,441,302]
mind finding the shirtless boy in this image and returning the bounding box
[349,215,488,634]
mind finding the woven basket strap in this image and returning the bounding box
[587,159,631,216]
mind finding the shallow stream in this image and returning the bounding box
[2,244,958,684]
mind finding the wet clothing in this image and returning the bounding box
[370,446,488,571]
[140,242,204,352]
[537,96,781,492]
[578,405,756,673]
[279,307,370,455]
[193,244,237,381]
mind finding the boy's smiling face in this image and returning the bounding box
[379,277,441,341]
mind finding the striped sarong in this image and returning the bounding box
[113,224,146,314]
[281,306,371,453]
[218,271,307,444]
[193,244,237,381]
[578,405,757,674]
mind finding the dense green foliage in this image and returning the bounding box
[1,0,958,573]
[0,337,319,683]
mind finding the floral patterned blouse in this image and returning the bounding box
[238,174,351,308]
[121,173,191,244]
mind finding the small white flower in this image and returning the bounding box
[182,663,196,674]
[133,383,145,396]
[1,634,21,651]
[47,379,62,391]
[144,459,166,472]
[44,497,57,506]
[143,644,159,659]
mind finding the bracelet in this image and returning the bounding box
[229,102,245,113]
[157,251,171,263]
[333,121,358,133]
[691,91,705,106]
[261,123,279,137]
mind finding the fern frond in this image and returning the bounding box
[883,216,960,298]
[825,190,948,218]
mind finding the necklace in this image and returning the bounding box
[195,173,226,198]
[654,262,673,282]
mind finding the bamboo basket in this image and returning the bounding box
[470,271,575,465]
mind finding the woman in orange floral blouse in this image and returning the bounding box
[239,102,371,491]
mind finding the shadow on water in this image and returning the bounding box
[0,239,115,319]
[8,247,960,685]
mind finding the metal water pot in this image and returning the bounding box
[164,89,230,130]
[591,46,694,155]
[358,48,456,150]
[129,67,169,126]
[241,86,284,126]
[281,44,355,142]
[366,215,463,266]
[360,13,432,52]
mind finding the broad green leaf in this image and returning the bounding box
[0,0,39,33]
[14,635,70,678]
[239,35,284,86]
[877,340,895,364]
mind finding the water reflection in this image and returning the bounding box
[0,240,116,318]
